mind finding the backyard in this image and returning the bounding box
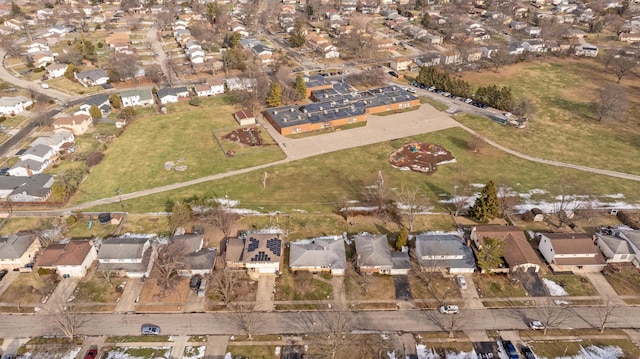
[71,95,286,204]
[459,58,640,175]
[95,126,640,215]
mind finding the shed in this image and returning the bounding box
[234,109,256,126]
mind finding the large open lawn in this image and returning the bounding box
[71,96,286,204]
[96,126,640,214]
[458,58,640,175]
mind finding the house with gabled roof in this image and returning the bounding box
[0,96,33,115]
[0,174,54,202]
[157,87,190,105]
[224,230,284,274]
[415,234,476,273]
[234,109,256,126]
[171,233,217,276]
[52,114,92,135]
[76,94,111,117]
[0,232,41,270]
[119,88,154,107]
[74,69,109,87]
[8,159,47,177]
[35,240,97,277]
[46,63,68,79]
[20,144,55,164]
[289,236,346,275]
[539,233,606,272]
[97,237,154,278]
[471,225,542,273]
[595,229,640,267]
[31,131,74,154]
[353,233,409,275]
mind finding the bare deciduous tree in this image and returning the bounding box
[98,263,120,288]
[396,185,428,232]
[595,296,618,333]
[208,205,241,239]
[107,52,140,83]
[595,84,627,123]
[210,263,241,307]
[450,173,473,216]
[610,55,636,83]
[345,258,368,295]
[155,240,188,291]
[303,309,354,359]
[536,298,571,335]
[229,303,264,340]
[512,97,537,119]
[427,306,468,338]
[49,302,87,341]
[364,171,389,214]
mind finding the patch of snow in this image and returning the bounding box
[418,230,464,236]
[387,351,397,359]
[292,208,307,213]
[381,333,390,340]
[471,183,486,188]
[437,159,457,165]
[168,336,174,342]
[554,299,570,305]
[340,206,379,212]
[104,346,171,359]
[275,347,281,356]
[543,278,569,296]
[183,346,206,359]
[225,353,232,359]
[229,335,235,341]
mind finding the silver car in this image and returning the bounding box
[141,324,161,335]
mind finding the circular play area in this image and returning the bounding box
[389,142,456,174]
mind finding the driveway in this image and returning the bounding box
[583,272,625,304]
[0,270,19,297]
[393,275,412,301]
[254,274,275,312]
[182,288,206,313]
[513,268,547,297]
[41,277,79,312]
[115,278,144,313]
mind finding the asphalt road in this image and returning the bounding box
[1,306,637,338]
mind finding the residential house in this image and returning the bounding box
[26,39,50,54]
[289,236,347,275]
[35,240,97,277]
[242,232,283,274]
[31,131,75,154]
[76,94,111,117]
[390,57,413,71]
[439,51,461,65]
[195,79,225,97]
[226,77,258,92]
[424,33,443,45]
[225,236,247,270]
[414,234,476,273]
[157,87,190,105]
[619,32,640,43]
[538,233,606,272]
[31,52,55,69]
[234,109,256,126]
[415,53,441,67]
[74,69,110,87]
[353,233,409,275]
[52,114,93,135]
[119,89,154,108]
[46,63,68,79]
[0,96,33,115]
[97,237,155,278]
[251,44,274,64]
[575,44,599,57]
[0,232,41,270]
[8,159,48,177]
[20,145,55,165]
[525,26,542,37]
[0,174,54,202]
[171,234,217,276]
[595,229,640,265]
[470,225,542,273]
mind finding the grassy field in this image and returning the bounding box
[458,58,640,175]
[92,126,640,214]
[474,273,528,298]
[71,96,286,204]
[603,267,640,296]
[542,274,598,296]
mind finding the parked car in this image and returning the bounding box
[407,88,417,94]
[2,354,14,359]
[388,71,398,78]
[521,346,537,359]
[456,275,467,289]
[502,340,519,359]
[438,305,459,314]
[0,269,7,281]
[529,320,546,330]
[84,346,98,359]
[190,274,202,290]
[141,324,161,335]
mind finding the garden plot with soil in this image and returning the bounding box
[389,142,456,174]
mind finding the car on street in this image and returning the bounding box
[438,305,459,314]
[521,346,537,359]
[456,275,467,289]
[388,71,398,78]
[84,346,98,359]
[407,88,417,94]
[0,269,7,281]
[501,340,519,359]
[529,320,546,330]
[141,324,161,335]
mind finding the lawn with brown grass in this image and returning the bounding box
[344,272,395,301]
[530,339,640,359]
[138,272,191,307]
[603,266,640,296]
[0,272,59,309]
[458,58,640,176]
[542,273,598,296]
[474,273,528,298]
[408,272,461,301]
[74,275,126,303]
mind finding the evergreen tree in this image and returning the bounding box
[477,237,505,272]
[295,74,307,100]
[10,1,22,16]
[289,20,306,48]
[109,94,122,109]
[88,104,102,119]
[469,180,500,222]
[421,13,430,28]
[266,82,282,107]
[395,227,409,251]
[64,63,76,80]
[170,201,193,230]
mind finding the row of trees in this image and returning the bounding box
[416,66,472,98]
[474,85,514,112]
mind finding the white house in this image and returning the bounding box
[289,236,346,275]
[74,69,109,87]
[156,87,190,105]
[31,131,74,154]
[595,229,640,266]
[415,234,476,273]
[35,240,97,277]
[46,63,68,79]
[538,233,606,273]
[20,144,55,164]
[575,44,599,57]
[226,77,258,92]
[0,96,33,115]
[8,159,47,177]
[97,237,155,278]
[119,89,154,107]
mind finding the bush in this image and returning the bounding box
[67,215,77,226]
[189,97,201,107]
[85,151,104,168]
[33,67,44,73]
[37,268,53,276]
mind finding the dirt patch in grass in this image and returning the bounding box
[222,127,266,147]
[389,142,455,175]
[474,273,528,298]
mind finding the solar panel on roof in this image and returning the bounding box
[247,237,259,252]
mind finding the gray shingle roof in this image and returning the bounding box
[289,237,346,270]
[0,232,38,259]
[98,237,149,260]
[353,233,392,267]
[415,234,477,271]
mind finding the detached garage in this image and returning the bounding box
[234,109,256,126]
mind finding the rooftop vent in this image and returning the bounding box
[290,107,295,112]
